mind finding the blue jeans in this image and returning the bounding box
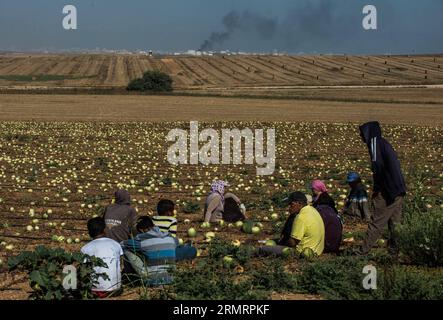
[176,244,197,261]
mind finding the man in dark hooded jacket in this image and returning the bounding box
[359,121,406,255]
[103,190,138,243]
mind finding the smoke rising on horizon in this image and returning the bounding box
[198,1,354,52]
[199,10,277,51]
[197,0,443,54]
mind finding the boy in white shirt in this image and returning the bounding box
[81,217,123,298]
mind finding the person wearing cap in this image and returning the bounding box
[203,180,246,223]
[343,172,371,222]
[359,121,406,255]
[260,191,325,256]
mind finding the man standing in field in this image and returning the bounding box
[103,189,138,242]
[358,121,406,255]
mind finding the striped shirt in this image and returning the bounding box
[152,216,177,237]
[121,227,176,286]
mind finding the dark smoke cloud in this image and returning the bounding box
[199,1,346,52]
[199,10,277,51]
[197,0,391,54]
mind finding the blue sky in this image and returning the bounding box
[0,0,442,54]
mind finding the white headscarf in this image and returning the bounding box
[210,180,230,202]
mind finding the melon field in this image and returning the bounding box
[0,120,442,300]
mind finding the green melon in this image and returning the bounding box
[300,247,316,260]
[242,220,255,234]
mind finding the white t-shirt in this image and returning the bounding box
[81,237,123,292]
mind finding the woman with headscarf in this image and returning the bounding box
[311,180,343,253]
[311,180,338,214]
[203,180,246,223]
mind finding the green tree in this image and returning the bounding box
[127,71,173,92]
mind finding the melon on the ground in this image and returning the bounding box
[300,247,316,260]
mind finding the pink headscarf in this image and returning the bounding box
[311,180,328,193]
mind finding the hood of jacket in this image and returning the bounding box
[359,121,382,145]
[115,189,130,205]
[137,226,171,240]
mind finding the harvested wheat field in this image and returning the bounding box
[1,54,443,92]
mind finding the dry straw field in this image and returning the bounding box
[0,53,443,90]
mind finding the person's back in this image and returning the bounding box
[291,205,325,256]
[204,192,224,223]
[152,199,178,237]
[152,215,177,237]
[222,196,246,223]
[104,189,138,242]
[344,178,371,221]
[313,192,338,214]
[81,217,123,297]
[204,180,245,223]
[121,217,176,286]
[81,238,123,292]
[359,121,406,203]
[314,204,342,253]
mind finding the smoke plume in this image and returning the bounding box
[199,10,277,51]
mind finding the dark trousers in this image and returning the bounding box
[361,193,403,254]
[176,244,197,261]
[257,245,286,256]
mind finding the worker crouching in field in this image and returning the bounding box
[259,192,325,257]
[81,217,123,298]
[103,189,139,243]
[152,199,178,237]
[310,180,343,254]
[342,171,371,222]
[121,216,197,286]
[311,180,338,214]
[153,198,197,261]
[358,121,407,255]
[204,180,246,223]
[121,216,177,286]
